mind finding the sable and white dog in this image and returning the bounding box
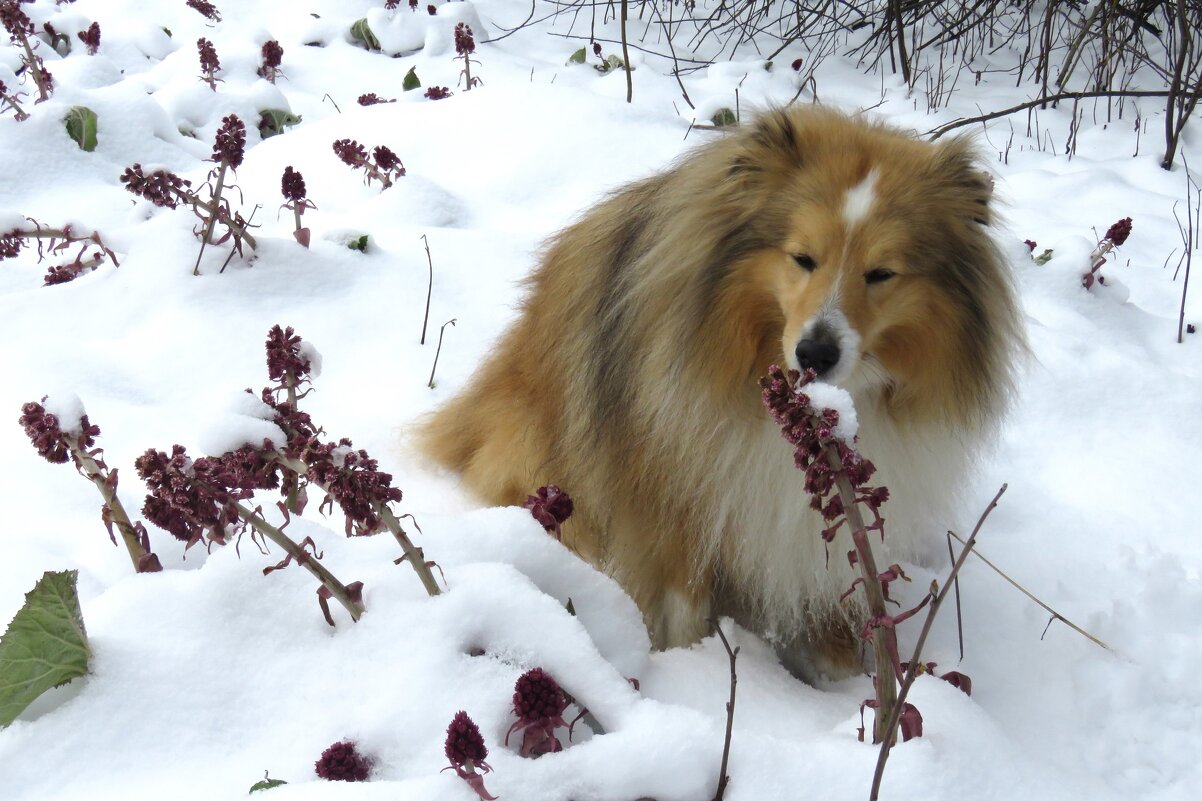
[419,106,1021,680]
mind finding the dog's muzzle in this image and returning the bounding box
[794,323,841,377]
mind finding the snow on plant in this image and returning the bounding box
[332,138,406,189]
[444,710,497,800]
[506,668,571,757]
[0,217,119,285]
[1,0,53,103]
[18,398,162,573]
[1083,216,1133,289]
[120,117,258,275]
[132,325,442,624]
[258,39,283,82]
[455,23,481,90]
[196,37,221,90]
[314,740,373,781]
[186,0,221,22]
[523,485,573,541]
[760,365,926,745]
[280,166,314,248]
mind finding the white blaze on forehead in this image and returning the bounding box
[842,169,878,228]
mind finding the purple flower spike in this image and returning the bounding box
[332,138,367,167]
[186,0,222,21]
[19,401,70,463]
[1,231,24,259]
[120,164,190,209]
[454,22,475,55]
[524,485,573,540]
[78,22,100,55]
[372,145,403,174]
[265,324,314,385]
[425,86,451,100]
[314,740,372,782]
[261,39,283,69]
[212,114,246,169]
[1105,217,1132,247]
[281,167,306,202]
[507,668,570,757]
[443,711,497,800]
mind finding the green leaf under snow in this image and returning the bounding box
[63,106,98,152]
[350,18,380,51]
[1034,248,1054,265]
[711,108,738,127]
[403,66,422,91]
[249,774,288,793]
[565,597,576,616]
[347,235,369,252]
[567,47,586,65]
[258,109,302,139]
[0,570,90,729]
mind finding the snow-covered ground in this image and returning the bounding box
[1,1,1199,799]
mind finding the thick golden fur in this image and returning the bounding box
[419,107,1021,681]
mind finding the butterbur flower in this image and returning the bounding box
[265,324,314,386]
[427,4,436,14]
[372,145,403,174]
[281,167,306,203]
[259,39,283,81]
[1105,217,1132,247]
[120,164,190,209]
[0,1,33,37]
[197,38,220,87]
[592,42,601,57]
[77,21,99,54]
[19,401,71,463]
[454,22,474,55]
[443,711,497,800]
[425,86,451,100]
[357,93,394,106]
[791,57,803,71]
[212,114,246,169]
[1,231,23,259]
[186,0,222,21]
[524,485,573,540]
[333,138,367,167]
[507,668,570,757]
[1024,239,1037,252]
[314,740,372,782]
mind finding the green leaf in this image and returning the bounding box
[403,66,421,92]
[249,774,288,793]
[347,235,369,252]
[0,570,91,729]
[711,108,738,127]
[350,18,380,51]
[1034,248,1054,265]
[565,597,576,616]
[162,26,172,37]
[63,106,98,152]
[567,47,586,65]
[258,109,302,139]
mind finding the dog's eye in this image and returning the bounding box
[865,268,896,284]
[792,254,817,272]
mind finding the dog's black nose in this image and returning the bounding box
[795,332,840,376]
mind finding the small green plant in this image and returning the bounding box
[64,106,98,152]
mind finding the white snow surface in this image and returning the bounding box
[804,381,859,441]
[1,1,1199,800]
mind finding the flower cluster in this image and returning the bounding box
[77,21,99,55]
[212,114,246,168]
[454,22,475,55]
[444,711,497,800]
[357,92,394,106]
[314,741,372,782]
[507,668,570,757]
[1,230,23,259]
[760,366,884,535]
[135,445,240,547]
[1,0,52,102]
[266,324,314,387]
[332,138,406,189]
[19,401,75,463]
[306,440,403,536]
[258,40,283,82]
[120,164,190,209]
[425,86,451,100]
[197,37,221,89]
[1083,215,1134,289]
[524,485,573,540]
[186,0,222,21]
[280,167,307,203]
[0,0,32,37]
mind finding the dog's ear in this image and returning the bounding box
[729,107,804,180]
[932,137,995,225]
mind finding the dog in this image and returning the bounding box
[418,106,1021,682]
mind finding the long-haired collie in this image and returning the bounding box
[419,106,1022,682]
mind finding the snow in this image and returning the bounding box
[805,381,859,440]
[1,1,1199,800]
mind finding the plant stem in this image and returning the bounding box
[711,623,738,801]
[870,484,1006,801]
[233,502,365,621]
[194,163,228,275]
[620,0,632,103]
[827,450,897,745]
[15,32,51,102]
[64,442,151,571]
[428,318,456,389]
[420,234,433,345]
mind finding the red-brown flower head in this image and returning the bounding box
[212,114,245,168]
[314,741,372,782]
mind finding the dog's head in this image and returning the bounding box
[726,108,1020,426]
